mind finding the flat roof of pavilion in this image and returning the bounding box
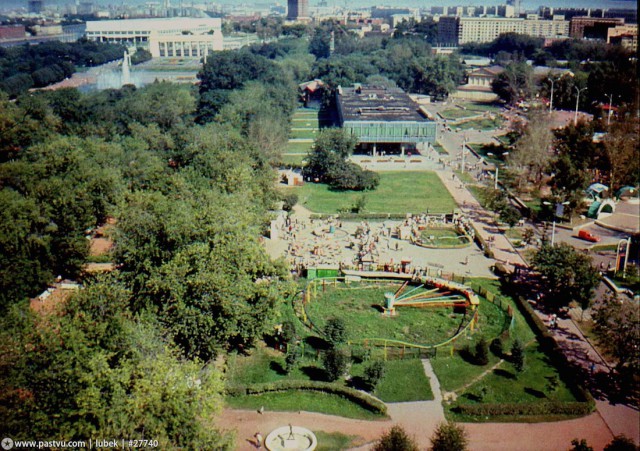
[338,85,430,123]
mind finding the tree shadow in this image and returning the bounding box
[524,387,547,399]
[348,376,369,391]
[304,335,330,351]
[300,365,328,382]
[269,360,287,376]
[462,392,483,402]
[493,368,516,380]
[458,347,479,365]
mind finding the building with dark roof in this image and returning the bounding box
[336,85,437,156]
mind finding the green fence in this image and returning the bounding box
[291,275,515,360]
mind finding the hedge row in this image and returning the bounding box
[227,380,387,415]
[453,400,594,417]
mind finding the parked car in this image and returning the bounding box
[577,229,601,242]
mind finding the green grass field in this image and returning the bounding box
[285,141,313,154]
[459,102,503,113]
[433,142,448,155]
[440,108,481,120]
[294,171,457,214]
[419,228,471,248]
[373,359,434,402]
[291,129,319,139]
[226,391,385,420]
[281,154,307,166]
[305,281,506,347]
[314,432,363,451]
[457,117,503,131]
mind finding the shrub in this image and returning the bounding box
[363,361,386,391]
[282,193,298,212]
[454,401,594,417]
[570,439,594,451]
[285,346,300,374]
[323,317,347,346]
[281,320,296,345]
[374,425,418,451]
[233,380,387,414]
[511,339,525,373]
[322,347,349,382]
[430,421,469,451]
[604,435,637,451]
[475,337,489,365]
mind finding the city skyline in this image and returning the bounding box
[0,0,637,12]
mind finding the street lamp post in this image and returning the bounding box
[461,138,467,174]
[549,78,555,113]
[574,86,587,126]
[543,201,570,246]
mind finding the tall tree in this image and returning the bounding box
[506,111,554,192]
[492,62,534,105]
[532,244,600,310]
[592,295,640,376]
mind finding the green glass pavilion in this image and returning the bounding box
[336,85,437,156]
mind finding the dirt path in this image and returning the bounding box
[216,404,614,451]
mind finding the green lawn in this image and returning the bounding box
[314,431,363,451]
[226,391,385,420]
[433,142,448,155]
[373,359,434,402]
[294,171,457,214]
[291,129,319,139]
[453,170,476,185]
[292,118,320,127]
[305,281,506,348]
[444,344,580,422]
[281,154,307,166]
[467,143,504,166]
[419,228,471,248]
[285,141,313,154]
[457,117,503,131]
[440,108,481,120]
[459,102,503,113]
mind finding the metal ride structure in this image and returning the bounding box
[293,273,496,355]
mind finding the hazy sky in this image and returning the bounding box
[1,0,636,12]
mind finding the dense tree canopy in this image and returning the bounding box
[0,279,232,448]
[533,244,600,310]
[0,39,125,97]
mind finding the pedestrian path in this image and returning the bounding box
[436,169,526,271]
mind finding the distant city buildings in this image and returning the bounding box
[0,25,26,40]
[439,15,570,45]
[27,0,43,15]
[569,16,626,40]
[287,0,309,21]
[607,24,638,50]
[452,65,504,102]
[85,18,223,58]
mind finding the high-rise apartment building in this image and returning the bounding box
[28,0,43,14]
[570,16,625,40]
[287,0,309,20]
[444,16,569,45]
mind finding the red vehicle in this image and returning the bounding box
[578,229,601,243]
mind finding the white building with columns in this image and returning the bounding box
[85,18,223,58]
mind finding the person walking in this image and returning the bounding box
[254,432,263,449]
